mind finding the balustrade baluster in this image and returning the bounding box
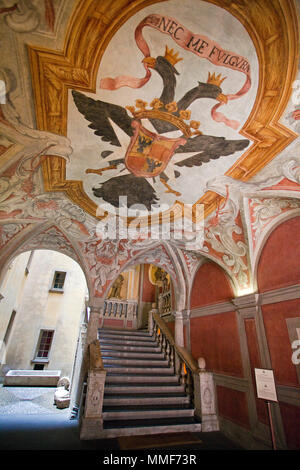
[165,341,170,365]
[170,345,175,370]
[107,302,112,316]
[187,369,194,406]
[180,361,187,386]
[161,334,166,353]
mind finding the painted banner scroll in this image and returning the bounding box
[100,14,252,130]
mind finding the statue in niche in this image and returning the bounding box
[154,267,170,293]
[108,274,124,299]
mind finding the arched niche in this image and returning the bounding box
[190,258,234,309]
[256,215,300,293]
[102,262,174,330]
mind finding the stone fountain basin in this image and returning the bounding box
[3,370,61,386]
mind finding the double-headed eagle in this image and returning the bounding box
[72,47,249,209]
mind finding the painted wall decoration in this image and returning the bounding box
[67,0,258,221]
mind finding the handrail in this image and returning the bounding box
[88,339,105,370]
[152,312,199,407]
[153,312,199,373]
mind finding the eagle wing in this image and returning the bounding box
[72,90,134,147]
[92,174,159,211]
[174,134,249,167]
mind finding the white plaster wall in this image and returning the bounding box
[4,250,88,378]
[0,251,31,367]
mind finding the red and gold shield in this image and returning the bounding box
[125,120,187,178]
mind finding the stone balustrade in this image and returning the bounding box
[101,298,138,329]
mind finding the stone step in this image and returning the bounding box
[103,395,190,406]
[98,333,156,344]
[102,417,202,437]
[104,384,185,394]
[96,327,201,439]
[100,343,161,353]
[102,358,169,367]
[101,350,165,359]
[100,328,150,337]
[99,338,157,347]
[104,366,175,375]
[103,406,194,420]
[105,374,180,384]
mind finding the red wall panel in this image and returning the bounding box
[279,402,300,449]
[217,385,250,429]
[103,319,123,328]
[257,216,300,292]
[190,312,244,377]
[261,299,300,387]
[190,261,233,308]
[167,321,175,337]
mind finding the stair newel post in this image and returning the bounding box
[193,357,219,432]
[80,303,107,440]
[74,303,102,411]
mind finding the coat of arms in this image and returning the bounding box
[70,12,253,213]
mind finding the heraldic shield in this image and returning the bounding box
[125,120,187,178]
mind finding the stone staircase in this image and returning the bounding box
[98,327,202,437]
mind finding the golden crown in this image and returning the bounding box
[164,46,183,67]
[207,72,227,87]
[126,99,202,138]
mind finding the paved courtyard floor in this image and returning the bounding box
[0,383,284,465]
[0,384,69,416]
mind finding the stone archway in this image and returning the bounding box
[0,248,89,417]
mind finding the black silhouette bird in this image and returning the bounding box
[71,49,250,209]
[142,52,227,135]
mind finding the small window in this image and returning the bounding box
[33,364,44,370]
[35,330,54,360]
[50,271,66,291]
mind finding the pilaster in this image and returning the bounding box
[232,292,286,449]
[174,309,190,348]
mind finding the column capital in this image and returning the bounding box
[89,306,102,315]
[173,309,190,320]
[88,298,105,313]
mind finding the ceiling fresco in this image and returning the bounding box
[67,0,258,219]
[0,0,299,301]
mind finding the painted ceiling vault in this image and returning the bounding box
[0,0,300,306]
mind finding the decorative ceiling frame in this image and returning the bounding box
[28,0,299,223]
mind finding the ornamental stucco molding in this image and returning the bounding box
[14,225,80,262]
[248,197,300,253]
[3,0,39,33]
